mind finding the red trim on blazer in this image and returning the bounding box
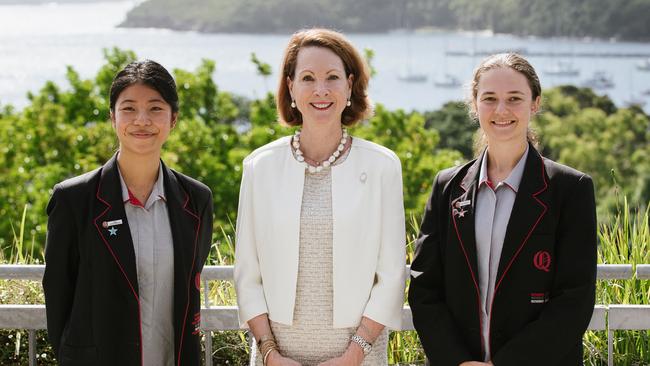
[177,192,201,366]
[487,155,549,360]
[451,196,484,357]
[94,180,143,366]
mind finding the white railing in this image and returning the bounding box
[1,264,649,366]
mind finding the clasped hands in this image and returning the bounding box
[266,341,364,366]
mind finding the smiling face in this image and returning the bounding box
[111,83,176,158]
[287,46,353,128]
[474,67,540,147]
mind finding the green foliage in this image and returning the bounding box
[534,87,650,217]
[120,0,650,41]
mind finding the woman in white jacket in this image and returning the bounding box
[234,28,406,366]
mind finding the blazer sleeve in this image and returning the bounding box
[42,185,79,357]
[491,174,597,366]
[362,156,407,330]
[233,158,268,328]
[408,173,475,365]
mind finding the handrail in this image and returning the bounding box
[0,263,638,281]
[0,263,647,366]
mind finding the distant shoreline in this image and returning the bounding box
[117,0,650,43]
[0,0,126,4]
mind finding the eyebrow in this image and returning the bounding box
[119,98,167,104]
[480,90,526,96]
[297,68,343,74]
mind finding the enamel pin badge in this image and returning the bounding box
[453,199,471,218]
[102,219,123,237]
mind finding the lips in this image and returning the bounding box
[129,130,156,138]
[491,120,516,126]
[310,102,333,110]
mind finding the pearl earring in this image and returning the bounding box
[291,100,296,108]
[346,99,351,107]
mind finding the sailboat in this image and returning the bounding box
[544,61,580,77]
[582,71,614,89]
[398,67,428,83]
[434,43,462,88]
[434,73,461,88]
[636,59,650,71]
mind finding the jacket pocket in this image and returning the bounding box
[60,343,98,365]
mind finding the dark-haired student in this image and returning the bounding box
[409,53,597,366]
[43,60,213,366]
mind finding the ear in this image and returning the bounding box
[286,76,294,100]
[171,112,178,129]
[531,95,541,114]
[110,110,116,129]
[347,73,354,95]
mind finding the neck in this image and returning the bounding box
[299,122,344,162]
[485,140,527,182]
[116,149,160,198]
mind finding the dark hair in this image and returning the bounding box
[466,53,541,153]
[277,28,372,126]
[109,60,179,113]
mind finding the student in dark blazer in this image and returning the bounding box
[42,60,213,366]
[408,53,597,366]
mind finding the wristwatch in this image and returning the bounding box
[350,334,372,356]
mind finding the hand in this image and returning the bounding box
[317,344,363,366]
[266,350,302,366]
[459,362,492,366]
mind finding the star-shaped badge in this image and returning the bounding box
[108,227,118,236]
[457,208,467,218]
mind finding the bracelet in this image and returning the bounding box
[257,333,274,348]
[259,337,278,366]
[263,347,276,365]
[350,334,372,356]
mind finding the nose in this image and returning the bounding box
[495,100,508,114]
[313,81,329,96]
[133,111,152,126]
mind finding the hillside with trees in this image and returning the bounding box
[120,0,650,41]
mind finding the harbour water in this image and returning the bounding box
[1,1,650,112]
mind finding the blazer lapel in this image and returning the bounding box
[495,146,549,291]
[451,156,482,289]
[162,162,201,355]
[164,164,200,286]
[93,153,139,297]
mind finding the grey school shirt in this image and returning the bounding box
[118,164,175,366]
[474,145,528,362]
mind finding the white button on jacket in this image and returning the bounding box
[234,136,406,330]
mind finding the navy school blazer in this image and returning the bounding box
[43,154,213,366]
[408,145,597,366]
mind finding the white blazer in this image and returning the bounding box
[234,135,406,330]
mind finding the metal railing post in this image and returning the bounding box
[29,329,36,366]
[607,329,613,366]
[204,279,212,366]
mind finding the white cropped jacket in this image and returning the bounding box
[234,136,406,329]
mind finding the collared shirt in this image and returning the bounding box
[118,163,175,366]
[474,145,528,361]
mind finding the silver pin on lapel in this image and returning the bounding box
[455,200,471,208]
[102,219,123,228]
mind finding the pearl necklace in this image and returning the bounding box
[292,129,348,173]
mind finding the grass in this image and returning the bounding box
[1,202,649,365]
